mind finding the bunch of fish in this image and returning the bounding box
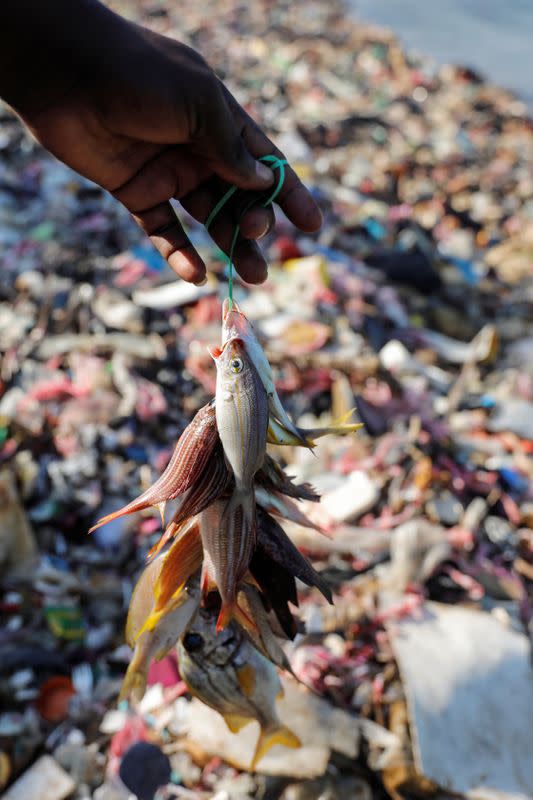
[90,299,362,768]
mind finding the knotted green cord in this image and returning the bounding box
[205,154,288,308]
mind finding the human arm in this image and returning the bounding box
[0,0,322,284]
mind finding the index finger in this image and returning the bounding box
[222,88,323,234]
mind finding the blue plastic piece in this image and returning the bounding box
[499,468,529,495]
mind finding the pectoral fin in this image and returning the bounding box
[236,664,256,698]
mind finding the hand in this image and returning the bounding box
[14,14,322,284]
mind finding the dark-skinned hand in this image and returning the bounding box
[2,1,322,284]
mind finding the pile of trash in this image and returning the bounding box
[1,0,532,798]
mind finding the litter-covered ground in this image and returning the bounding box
[1,0,532,798]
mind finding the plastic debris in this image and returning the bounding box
[1,0,532,797]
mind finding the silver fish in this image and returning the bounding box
[209,337,268,628]
[177,606,300,770]
[221,299,308,447]
[199,498,256,632]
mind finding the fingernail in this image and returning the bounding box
[255,161,274,184]
[195,276,208,286]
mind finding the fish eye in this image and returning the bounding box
[183,632,204,652]
[230,357,243,374]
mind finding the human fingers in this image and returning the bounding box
[192,79,276,195]
[112,148,212,283]
[180,179,269,284]
[133,201,206,284]
[222,87,323,233]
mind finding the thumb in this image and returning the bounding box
[197,82,275,191]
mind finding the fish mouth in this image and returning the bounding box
[209,336,245,360]
[222,298,241,322]
[222,300,248,340]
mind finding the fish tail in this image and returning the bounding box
[216,592,259,634]
[226,486,255,527]
[146,524,175,560]
[119,652,148,703]
[251,723,301,770]
[88,496,153,533]
[305,419,364,439]
[216,600,235,632]
[201,550,217,596]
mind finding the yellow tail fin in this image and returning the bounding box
[153,520,202,613]
[251,724,301,770]
[119,656,148,703]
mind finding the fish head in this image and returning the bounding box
[210,336,250,381]
[181,606,241,665]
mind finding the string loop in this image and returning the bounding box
[205,154,288,308]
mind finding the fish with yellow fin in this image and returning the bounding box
[222,299,308,448]
[177,605,300,770]
[267,410,363,448]
[120,521,202,702]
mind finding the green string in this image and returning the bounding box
[205,154,288,308]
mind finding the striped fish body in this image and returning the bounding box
[221,299,307,447]
[210,338,268,629]
[212,337,268,491]
[200,498,255,630]
[156,401,218,498]
[89,401,218,533]
[148,444,232,560]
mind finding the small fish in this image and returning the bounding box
[199,498,257,632]
[177,606,300,770]
[222,299,308,447]
[267,411,364,448]
[250,547,299,640]
[209,337,269,628]
[147,443,232,560]
[236,583,294,670]
[89,402,218,533]
[120,540,201,702]
[148,449,317,564]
